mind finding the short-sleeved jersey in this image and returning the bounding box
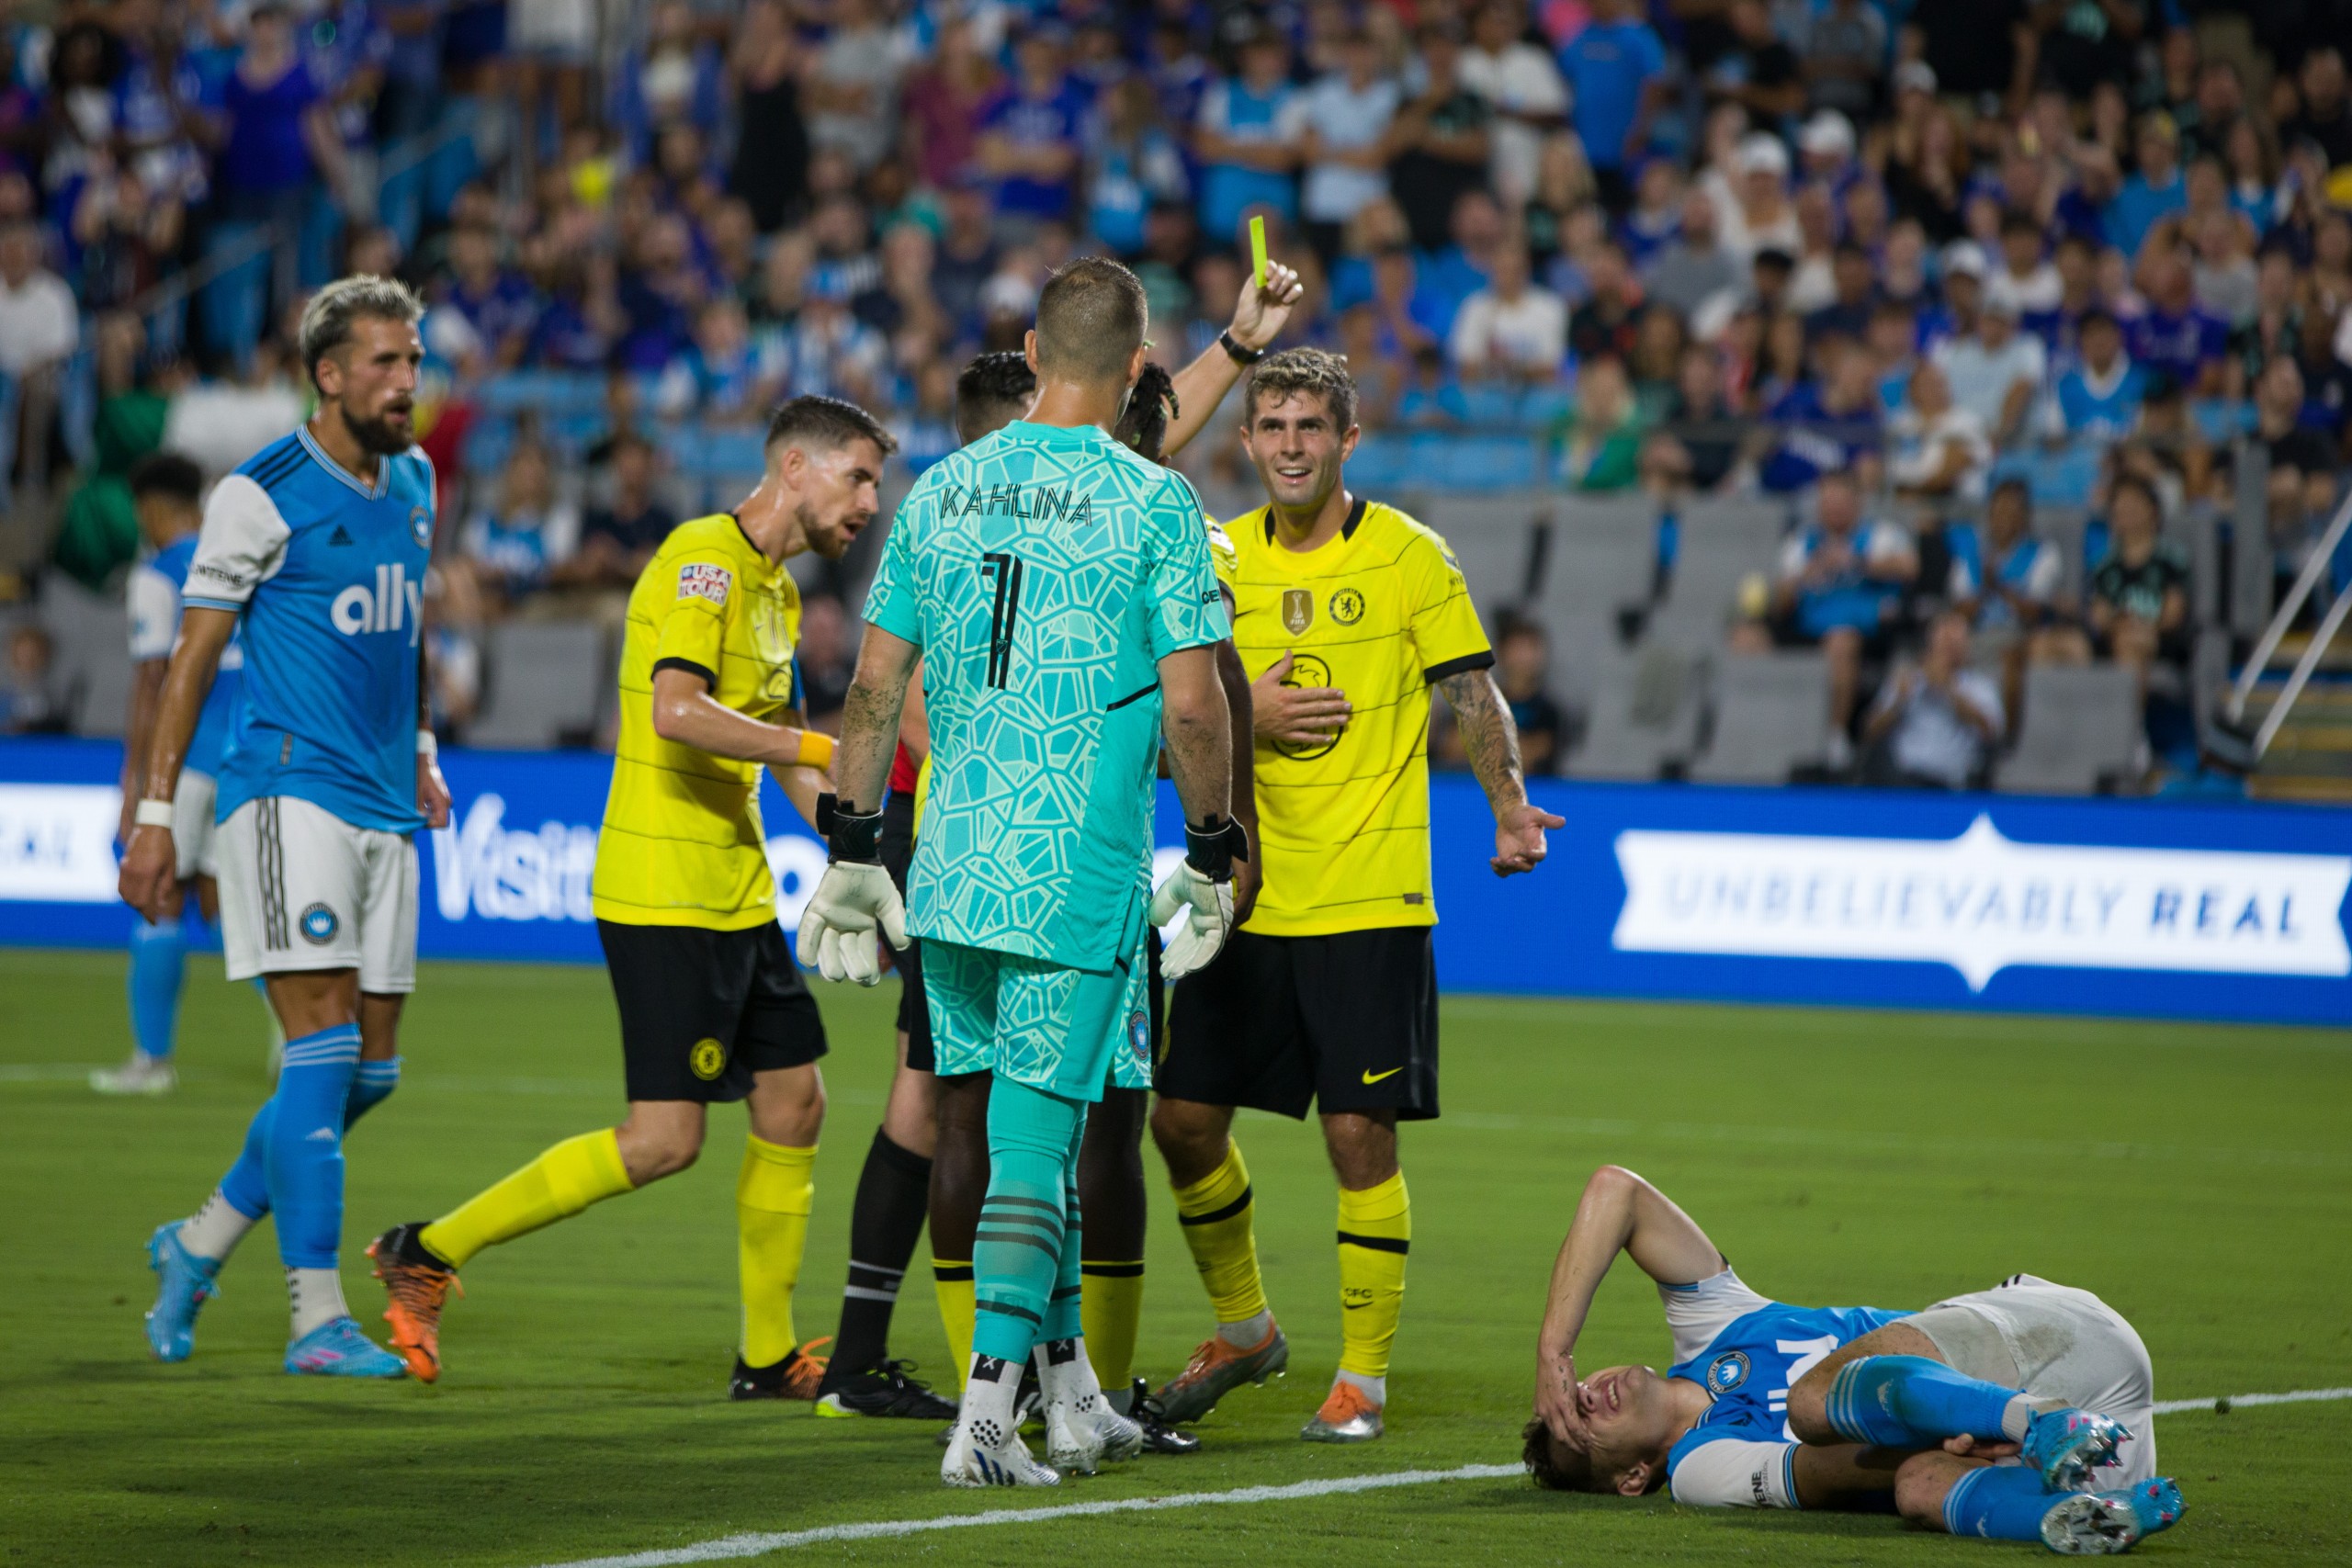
[184,427,435,833]
[592,514,803,931]
[1659,1269,1910,1510]
[865,420,1227,971]
[130,533,244,777]
[1222,498,1493,937]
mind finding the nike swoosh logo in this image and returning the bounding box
[1361,1067,1403,1085]
[1342,1301,1370,1310]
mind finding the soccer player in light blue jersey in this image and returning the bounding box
[801,257,1243,1486]
[1524,1166,2185,1555]
[119,276,449,1379]
[93,455,258,1097]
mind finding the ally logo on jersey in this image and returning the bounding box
[329,561,424,643]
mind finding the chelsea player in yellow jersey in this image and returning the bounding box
[1151,347,1566,1443]
[367,398,895,1398]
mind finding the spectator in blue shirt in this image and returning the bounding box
[2126,252,2227,396]
[435,223,539,370]
[2041,307,2145,446]
[1758,338,1884,493]
[218,8,341,217]
[2104,113,2188,260]
[1555,0,1668,205]
[1193,25,1304,246]
[978,28,1090,228]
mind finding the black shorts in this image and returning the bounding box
[1159,926,1439,1121]
[598,919,827,1103]
[880,791,935,1073]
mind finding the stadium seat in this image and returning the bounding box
[1687,651,1831,784]
[36,577,127,736]
[2035,505,2091,597]
[1996,664,2143,795]
[1648,499,1788,649]
[1532,495,1656,627]
[1418,492,1542,617]
[469,621,607,750]
[1562,639,1705,781]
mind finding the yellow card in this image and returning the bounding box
[1250,215,1268,289]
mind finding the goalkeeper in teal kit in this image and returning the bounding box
[799,257,1243,1488]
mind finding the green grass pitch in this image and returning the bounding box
[3,948,2348,1566]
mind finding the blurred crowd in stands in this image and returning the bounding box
[2,0,2349,783]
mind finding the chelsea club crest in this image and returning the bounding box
[1705,1351,1750,1394]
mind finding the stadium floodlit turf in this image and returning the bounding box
[3,949,2348,1567]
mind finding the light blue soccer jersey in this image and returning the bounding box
[129,534,244,775]
[1657,1269,1910,1508]
[183,426,436,834]
[863,419,1228,971]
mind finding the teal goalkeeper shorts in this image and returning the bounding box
[922,935,1153,1100]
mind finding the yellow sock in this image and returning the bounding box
[1170,1140,1267,1328]
[738,1135,816,1368]
[933,1259,974,1387]
[419,1128,632,1269]
[1080,1261,1145,1392]
[1336,1170,1409,1381]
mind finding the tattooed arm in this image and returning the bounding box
[1436,667,1566,877]
[834,624,920,814]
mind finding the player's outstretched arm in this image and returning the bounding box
[1533,1167,1726,1449]
[118,606,235,921]
[1162,260,1304,459]
[650,666,836,773]
[1435,667,1566,877]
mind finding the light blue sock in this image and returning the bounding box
[972,1077,1084,1366]
[1827,1355,2022,1447]
[264,1025,362,1269]
[346,1057,401,1127]
[1041,1107,1086,1344]
[220,1056,401,1223]
[126,916,188,1059]
[1943,1465,2064,1540]
[220,1100,276,1219]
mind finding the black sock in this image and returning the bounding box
[830,1126,933,1374]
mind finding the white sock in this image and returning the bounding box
[180,1189,256,1263]
[1217,1309,1274,1349]
[2000,1393,2069,1443]
[1336,1369,1387,1406]
[959,1353,1023,1449]
[287,1267,349,1339]
[1035,1337,1105,1415]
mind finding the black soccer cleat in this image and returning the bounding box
[1125,1379,1203,1454]
[814,1359,959,1421]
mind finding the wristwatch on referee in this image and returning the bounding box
[1182,814,1250,882]
[1218,331,1264,366]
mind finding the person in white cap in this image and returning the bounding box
[1796,110,1857,192]
[1932,281,2047,444]
[1721,133,1800,265]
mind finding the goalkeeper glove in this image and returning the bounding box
[797,795,907,987]
[1148,814,1249,980]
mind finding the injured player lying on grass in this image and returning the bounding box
[1522,1166,2185,1555]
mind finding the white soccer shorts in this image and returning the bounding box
[218,795,419,993]
[172,768,220,881]
[1911,1275,2158,1486]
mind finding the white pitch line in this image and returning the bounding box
[537,1463,1523,1568]
[534,1388,2352,1568]
[2149,1385,2352,1416]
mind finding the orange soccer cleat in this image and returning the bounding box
[367,1224,461,1382]
[1151,1319,1288,1425]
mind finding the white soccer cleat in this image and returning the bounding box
[1043,1394,1145,1475]
[92,1054,178,1096]
[941,1414,1061,1488]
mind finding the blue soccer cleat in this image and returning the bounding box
[285,1316,409,1378]
[2021,1408,2128,1491]
[2040,1476,2187,1555]
[144,1222,220,1362]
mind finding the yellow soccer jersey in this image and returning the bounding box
[1205,515,1238,591]
[1227,497,1493,937]
[592,514,803,930]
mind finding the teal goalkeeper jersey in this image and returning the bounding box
[864,420,1229,970]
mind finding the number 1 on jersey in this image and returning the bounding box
[981,551,1024,689]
